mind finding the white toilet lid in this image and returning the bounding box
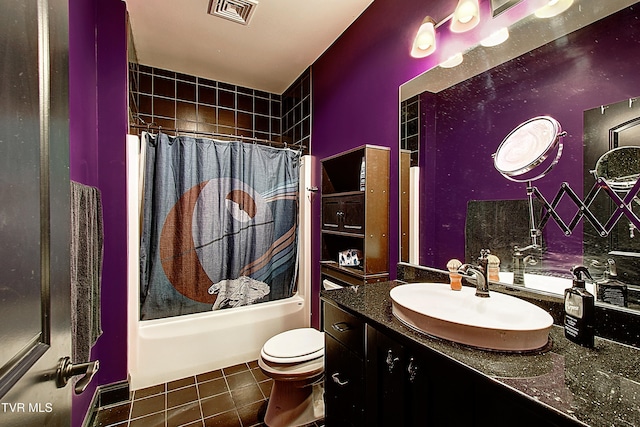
[261,328,324,363]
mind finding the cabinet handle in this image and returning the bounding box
[386,349,400,373]
[331,372,349,386]
[407,357,419,383]
[331,322,351,332]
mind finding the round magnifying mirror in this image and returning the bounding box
[593,146,640,191]
[494,116,566,182]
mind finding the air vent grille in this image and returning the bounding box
[207,0,258,25]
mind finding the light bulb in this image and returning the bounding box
[535,0,573,18]
[411,17,437,58]
[440,53,463,68]
[480,27,509,47]
[450,0,480,33]
[456,1,477,24]
[416,29,434,50]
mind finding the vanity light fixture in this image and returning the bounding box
[534,0,573,18]
[410,16,437,58]
[450,0,480,33]
[480,27,509,47]
[440,53,464,68]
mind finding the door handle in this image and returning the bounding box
[386,349,400,373]
[56,357,99,394]
[331,372,349,386]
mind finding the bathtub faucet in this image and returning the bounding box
[458,249,490,298]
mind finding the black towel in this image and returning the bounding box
[70,181,104,363]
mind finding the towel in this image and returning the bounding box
[70,181,104,363]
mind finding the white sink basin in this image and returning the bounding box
[390,283,554,352]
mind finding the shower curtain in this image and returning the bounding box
[140,133,300,320]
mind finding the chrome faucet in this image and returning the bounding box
[512,244,539,286]
[458,249,490,298]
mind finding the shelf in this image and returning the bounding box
[321,261,389,285]
[322,190,365,198]
[321,230,365,238]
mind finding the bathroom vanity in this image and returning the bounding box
[321,280,640,426]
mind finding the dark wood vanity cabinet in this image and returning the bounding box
[321,145,390,286]
[323,301,366,426]
[322,300,582,427]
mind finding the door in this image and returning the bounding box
[0,0,72,425]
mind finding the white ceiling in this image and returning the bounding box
[125,0,374,94]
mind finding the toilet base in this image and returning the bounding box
[264,379,324,427]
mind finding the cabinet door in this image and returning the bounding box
[325,334,365,426]
[322,198,343,230]
[341,194,365,232]
[372,329,408,426]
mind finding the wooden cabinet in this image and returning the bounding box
[323,301,366,426]
[321,145,390,286]
[322,300,582,427]
[322,193,365,233]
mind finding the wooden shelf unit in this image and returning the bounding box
[320,145,390,286]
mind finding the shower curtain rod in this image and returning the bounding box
[129,123,306,151]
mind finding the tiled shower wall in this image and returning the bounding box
[400,95,419,167]
[128,63,311,151]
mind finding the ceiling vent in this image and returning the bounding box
[207,0,258,25]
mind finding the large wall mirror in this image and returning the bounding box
[399,0,640,311]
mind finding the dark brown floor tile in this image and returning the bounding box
[237,400,267,427]
[247,360,259,369]
[130,393,165,419]
[230,384,264,407]
[257,380,272,399]
[251,367,269,383]
[198,377,229,399]
[129,411,165,427]
[93,402,131,426]
[223,363,249,376]
[226,371,256,391]
[201,392,235,418]
[203,409,241,427]
[167,401,203,427]
[197,369,223,383]
[134,383,165,400]
[167,384,199,408]
[168,375,196,391]
[182,421,205,427]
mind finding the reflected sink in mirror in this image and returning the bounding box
[497,272,595,295]
[390,283,553,352]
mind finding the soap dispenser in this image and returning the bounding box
[595,259,628,308]
[564,266,595,348]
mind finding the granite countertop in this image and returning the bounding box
[321,281,640,427]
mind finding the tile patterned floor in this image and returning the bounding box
[91,360,324,427]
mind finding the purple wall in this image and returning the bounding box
[311,0,548,326]
[69,0,128,425]
[423,5,640,271]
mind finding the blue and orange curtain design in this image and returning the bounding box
[140,133,300,320]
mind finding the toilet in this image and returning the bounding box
[258,327,325,427]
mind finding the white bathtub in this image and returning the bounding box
[126,135,313,390]
[129,293,307,390]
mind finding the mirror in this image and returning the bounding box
[399,0,640,309]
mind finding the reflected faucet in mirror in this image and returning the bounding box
[512,244,541,286]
